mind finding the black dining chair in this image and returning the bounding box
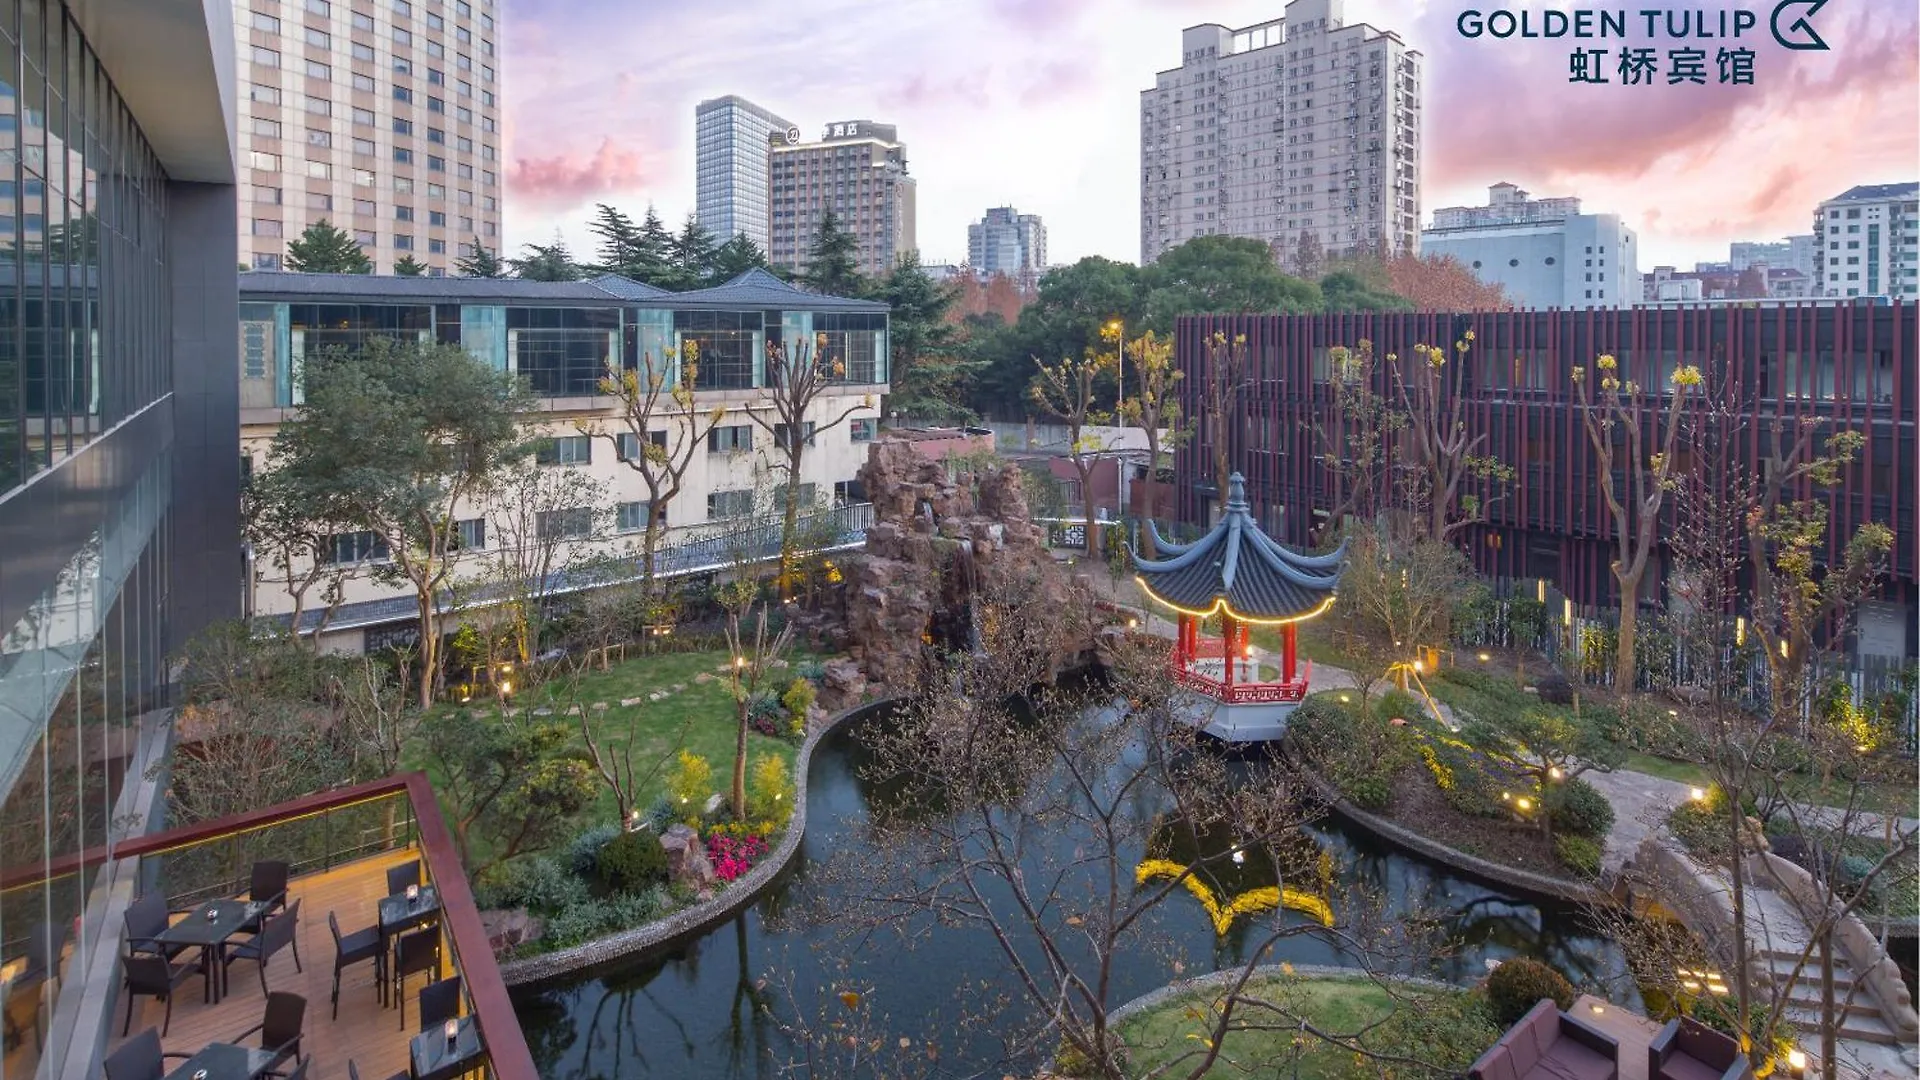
[266,1054,312,1080]
[123,892,187,962]
[330,909,385,1018]
[224,898,303,997]
[386,859,423,897]
[231,990,306,1071]
[417,974,463,1034]
[243,860,292,931]
[120,951,200,1036]
[390,928,441,1030]
[348,1059,408,1080]
[101,1026,192,1080]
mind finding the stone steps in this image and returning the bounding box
[1781,1004,1903,1046]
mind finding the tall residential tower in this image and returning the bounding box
[695,95,794,251]
[968,206,1047,279]
[768,120,917,279]
[234,0,505,274]
[1140,0,1422,266]
[1813,183,1918,299]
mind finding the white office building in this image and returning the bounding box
[695,96,794,251]
[1139,0,1423,266]
[1420,183,1638,309]
[1730,236,1816,278]
[1812,183,1919,299]
[967,207,1047,277]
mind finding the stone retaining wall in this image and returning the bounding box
[1292,756,1612,907]
[1108,963,1465,1027]
[496,698,899,988]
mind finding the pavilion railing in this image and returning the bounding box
[1172,662,1313,704]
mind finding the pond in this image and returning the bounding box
[513,705,1637,1079]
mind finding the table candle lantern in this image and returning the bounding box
[444,1018,459,1044]
[406,884,420,903]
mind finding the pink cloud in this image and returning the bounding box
[508,137,654,210]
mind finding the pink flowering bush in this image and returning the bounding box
[706,833,770,883]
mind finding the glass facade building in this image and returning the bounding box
[693,95,792,253]
[0,0,239,1076]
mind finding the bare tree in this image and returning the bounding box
[1115,329,1192,558]
[1316,339,1408,545]
[749,336,875,598]
[580,340,726,594]
[1392,334,1514,542]
[1030,348,1114,556]
[1570,353,1700,690]
[807,580,1445,1080]
[468,459,610,667]
[1198,332,1252,518]
[716,581,795,821]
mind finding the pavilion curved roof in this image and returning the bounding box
[1130,473,1344,624]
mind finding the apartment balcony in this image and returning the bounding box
[4,776,534,1080]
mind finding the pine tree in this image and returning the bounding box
[668,214,719,289]
[455,236,506,278]
[875,253,974,422]
[510,239,581,282]
[285,219,373,274]
[393,254,428,276]
[800,208,864,297]
[633,206,675,285]
[587,204,643,278]
[710,233,774,282]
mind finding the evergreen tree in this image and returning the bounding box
[633,206,676,285]
[874,253,977,423]
[456,236,507,278]
[800,208,864,297]
[587,203,644,278]
[668,214,719,289]
[510,239,581,282]
[285,218,373,274]
[393,254,428,276]
[710,232,774,282]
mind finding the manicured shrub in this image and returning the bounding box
[596,829,670,894]
[567,822,622,878]
[746,692,787,738]
[1371,688,1427,724]
[781,677,817,735]
[1288,695,1415,811]
[1554,834,1603,879]
[642,794,677,835]
[665,750,714,825]
[1835,853,1884,909]
[792,659,827,683]
[472,856,590,913]
[749,753,795,825]
[1534,672,1574,706]
[1546,778,1615,838]
[1485,957,1575,1026]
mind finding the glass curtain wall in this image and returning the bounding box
[0,1,177,1076]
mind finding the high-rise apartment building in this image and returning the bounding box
[1813,182,1918,299]
[967,206,1047,277]
[1139,0,1422,266]
[1730,235,1816,278]
[695,96,793,252]
[1,1,242,1075]
[1421,183,1638,309]
[768,121,918,279]
[234,0,504,275]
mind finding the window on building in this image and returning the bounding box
[708,490,755,520]
[774,422,816,448]
[252,46,282,67]
[455,518,487,550]
[849,418,878,442]
[708,425,754,453]
[617,430,669,461]
[616,501,657,533]
[353,72,377,92]
[394,85,414,103]
[535,435,593,465]
[321,531,391,564]
[833,479,866,506]
[537,508,594,541]
[306,59,332,80]
[251,10,282,32]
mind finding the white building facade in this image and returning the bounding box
[1139,0,1423,265]
[1813,183,1919,299]
[1421,183,1638,309]
[767,121,918,279]
[234,0,504,275]
[967,207,1047,277]
[694,95,794,251]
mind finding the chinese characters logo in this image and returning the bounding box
[1456,3,1831,86]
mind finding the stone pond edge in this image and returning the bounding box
[1288,748,1615,908]
[497,697,901,988]
[1107,962,1465,1028]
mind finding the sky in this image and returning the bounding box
[499,0,1919,274]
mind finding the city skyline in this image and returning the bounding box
[501,0,1916,274]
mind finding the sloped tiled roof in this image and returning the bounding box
[238,270,665,304]
[1131,473,1344,622]
[664,268,887,311]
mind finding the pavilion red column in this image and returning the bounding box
[1221,614,1236,692]
[1282,623,1298,683]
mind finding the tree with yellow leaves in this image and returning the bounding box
[1570,352,1700,690]
[581,340,726,598]
[1392,331,1516,543]
[1030,347,1115,556]
[749,336,875,598]
[1114,329,1191,558]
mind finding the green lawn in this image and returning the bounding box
[1119,975,1490,1080]
[421,648,816,828]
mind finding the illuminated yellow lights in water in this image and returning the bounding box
[1134,859,1333,934]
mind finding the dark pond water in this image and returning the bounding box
[513,706,1637,1080]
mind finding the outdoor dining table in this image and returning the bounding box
[154,899,269,1004]
[410,1014,485,1080]
[379,886,441,939]
[161,1041,281,1080]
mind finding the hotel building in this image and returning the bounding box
[767,120,917,279]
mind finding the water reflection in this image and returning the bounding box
[516,713,1637,1080]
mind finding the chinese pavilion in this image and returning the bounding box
[1132,473,1345,742]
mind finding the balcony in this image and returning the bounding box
[4,775,534,1080]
